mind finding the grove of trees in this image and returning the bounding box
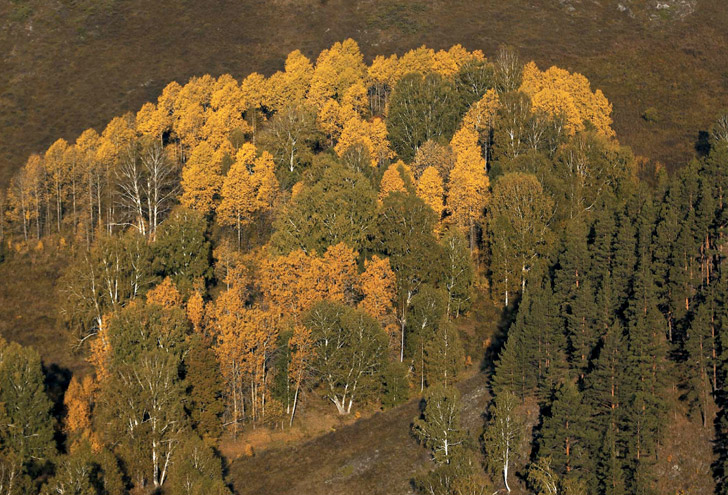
[0,39,725,495]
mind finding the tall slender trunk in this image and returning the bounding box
[290,382,300,427]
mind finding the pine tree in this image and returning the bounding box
[596,423,626,495]
[539,380,589,478]
[621,249,669,492]
[684,293,718,428]
[185,334,225,440]
[584,323,626,441]
[611,208,637,313]
[492,304,536,400]
[566,279,598,379]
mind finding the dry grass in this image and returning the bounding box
[0,238,87,375]
[1,0,728,190]
[227,371,490,495]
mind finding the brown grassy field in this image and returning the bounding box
[1,0,727,190]
[227,370,490,495]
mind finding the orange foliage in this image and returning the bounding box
[462,88,500,136]
[180,141,224,214]
[146,277,183,309]
[258,243,358,324]
[378,162,408,203]
[520,61,614,137]
[334,116,394,167]
[64,375,101,452]
[417,166,445,219]
[447,128,490,241]
[88,314,113,383]
[186,291,206,334]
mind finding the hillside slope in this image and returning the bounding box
[228,372,490,495]
[1,0,728,189]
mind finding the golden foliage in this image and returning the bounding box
[368,54,399,87]
[358,255,396,321]
[147,277,183,309]
[180,141,224,214]
[308,39,367,108]
[412,140,455,181]
[447,128,490,238]
[378,162,408,203]
[64,375,101,451]
[258,243,358,323]
[288,323,313,392]
[334,116,394,167]
[520,61,614,137]
[462,88,500,136]
[88,314,113,383]
[135,102,167,141]
[417,166,445,219]
[267,50,314,111]
[186,291,205,334]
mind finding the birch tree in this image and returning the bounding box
[487,172,554,306]
[484,391,524,493]
[412,384,464,465]
[305,302,387,414]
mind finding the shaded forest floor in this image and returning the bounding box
[226,370,490,495]
[1,0,728,189]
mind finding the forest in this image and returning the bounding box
[0,39,726,495]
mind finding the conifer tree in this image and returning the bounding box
[565,279,598,379]
[684,291,718,428]
[621,249,669,492]
[611,209,637,313]
[539,380,589,478]
[185,333,225,440]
